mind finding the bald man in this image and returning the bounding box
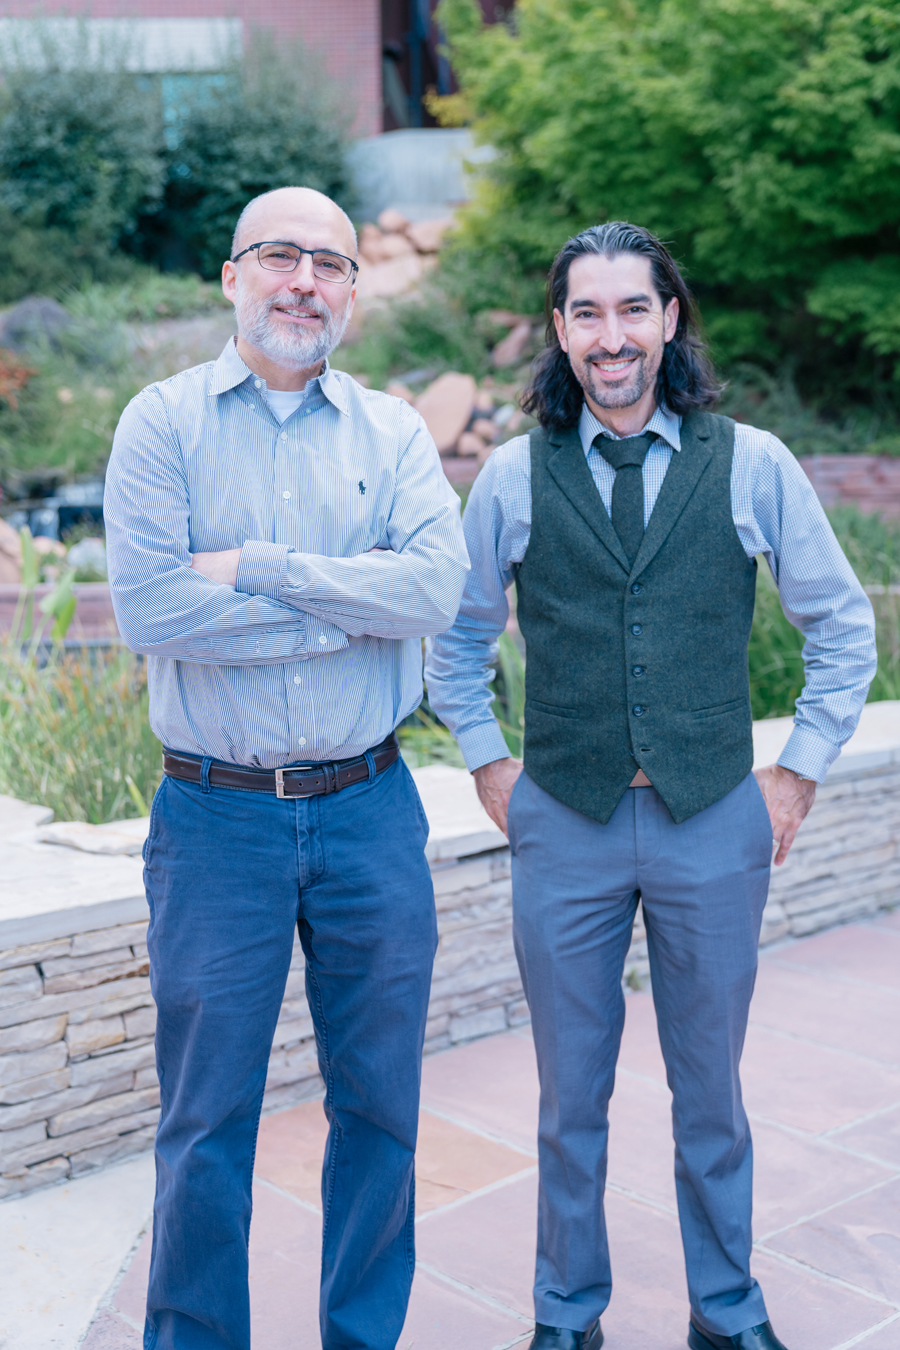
[104,188,469,1350]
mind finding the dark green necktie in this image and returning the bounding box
[594,432,656,566]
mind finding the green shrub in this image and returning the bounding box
[438,0,900,396]
[0,28,165,301]
[147,31,353,278]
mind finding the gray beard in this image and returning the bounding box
[234,280,350,369]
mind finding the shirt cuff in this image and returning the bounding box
[457,719,515,774]
[236,542,290,600]
[304,611,350,657]
[776,723,841,783]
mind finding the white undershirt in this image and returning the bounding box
[264,387,308,423]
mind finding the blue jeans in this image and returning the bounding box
[142,756,437,1350]
[508,771,773,1338]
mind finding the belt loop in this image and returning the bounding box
[364,749,376,784]
[200,757,212,794]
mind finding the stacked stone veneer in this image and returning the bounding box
[2,752,898,1199]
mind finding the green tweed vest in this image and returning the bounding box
[515,410,757,825]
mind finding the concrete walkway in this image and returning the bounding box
[17,909,900,1350]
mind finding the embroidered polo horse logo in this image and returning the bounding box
[358,480,366,495]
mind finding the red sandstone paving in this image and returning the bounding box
[750,961,900,1067]
[829,1105,900,1168]
[84,917,900,1349]
[769,923,900,991]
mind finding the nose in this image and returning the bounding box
[596,313,628,355]
[287,255,318,293]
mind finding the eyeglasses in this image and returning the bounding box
[230,241,359,284]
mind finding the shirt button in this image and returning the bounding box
[318,635,327,644]
[633,705,645,716]
[293,675,301,684]
[280,432,288,442]
[298,737,307,747]
[631,624,642,635]
[631,582,643,594]
[282,490,291,500]
[632,666,644,677]
[254,379,262,389]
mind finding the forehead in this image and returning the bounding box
[564,251,658,308]
[240,197,354,256]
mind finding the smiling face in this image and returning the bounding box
[221,187,357,384]
[553,251,678,426]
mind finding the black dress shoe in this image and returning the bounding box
[688,1318,788,1350]
[529,1320,603,1350]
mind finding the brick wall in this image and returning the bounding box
[0,3,383,136]
[798,456,900,521]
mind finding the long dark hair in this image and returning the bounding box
[522,222,721,430]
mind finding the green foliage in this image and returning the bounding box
[438,0,900,388]
[152,32,353,278]
[0,639,162,823]
[0,28,165,300]
[64,268,230,324]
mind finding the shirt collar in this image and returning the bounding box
[207,337,349,415]
[578,402,682,457]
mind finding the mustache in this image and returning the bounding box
[585,347,645,363]
[263,291,332,319]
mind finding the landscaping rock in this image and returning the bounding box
[385,381,415,404]
[457,430,489,458]
[0,517,22,583]
[0,295,73,351]
[414,373,477,454]
[472,417,498,442]
[406,217,454,253]
[492,320,533,368]
[355,253,425,300]
[377,207,411,234]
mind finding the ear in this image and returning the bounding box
[222,260,237,303]
[553,307,569,353]
[663,296,679,344]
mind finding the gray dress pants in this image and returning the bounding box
[507,770,773,1338]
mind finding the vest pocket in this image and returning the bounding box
[691,696,747,720]
[528,699,583,720]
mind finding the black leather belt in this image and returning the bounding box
[162,734,400,799]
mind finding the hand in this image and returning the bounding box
[754,763,817,866]
[190,548,242,586]
[473,756,524,837]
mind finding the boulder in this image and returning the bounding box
[0,517,21,583]
[354,254,425,301]
[415,373,477,455]
[406,217,454,254]
[0,296,72,351]
[377,207,411,235]
[492,320,533,368]
[359,225,415,264]
[385,381,415,404]
[472,417,498,442]
[457,430,489,458]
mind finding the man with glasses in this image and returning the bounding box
[104,187,469,1350]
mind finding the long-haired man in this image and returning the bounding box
[426,223,876,1350]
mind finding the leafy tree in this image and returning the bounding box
[438,0,900,387]
[147,31,354,278]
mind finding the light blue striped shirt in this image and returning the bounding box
[425,404,877,783]
[104,339,469,766]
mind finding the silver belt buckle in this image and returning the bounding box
[274,767,308,800]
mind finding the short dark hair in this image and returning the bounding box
[521,221,721,430]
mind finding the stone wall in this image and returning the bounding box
[2,718,899,1200]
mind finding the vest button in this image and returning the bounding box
[633,705,645,716]
[631,583,643,594]
[632,666,644,677]
[631,624,642,635]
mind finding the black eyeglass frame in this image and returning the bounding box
[230,240,359,283]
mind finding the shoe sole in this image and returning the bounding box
[687,1325,723,1350]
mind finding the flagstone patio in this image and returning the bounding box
[73,909,900,1350]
